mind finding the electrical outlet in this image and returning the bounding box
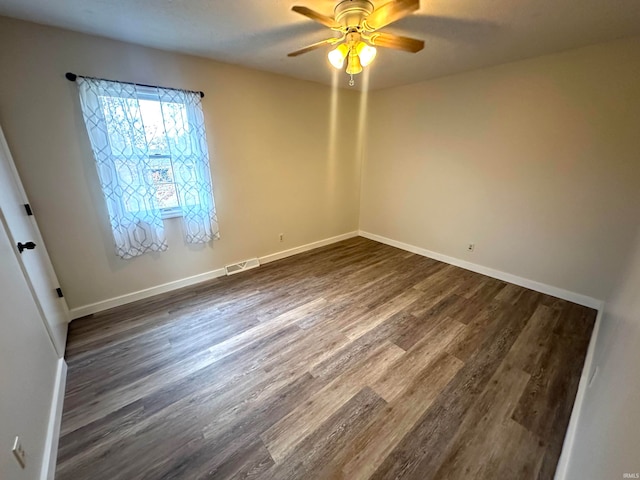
[279,233,284,242]
[12,436,26,469]
[467,243,475,252]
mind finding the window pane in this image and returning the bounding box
[100,95,189,213]
[155,183,179,209]
[137,99,190,156]
[159,101,191,155]
[148,156,174,183]
[139,99,170,155]
[147,156,179,209]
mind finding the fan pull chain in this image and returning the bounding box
[349,74,355,87]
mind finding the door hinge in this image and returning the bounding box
[56,288,64,298]
[24,204,33,216]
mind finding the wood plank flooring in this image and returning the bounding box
[57,237,596,480]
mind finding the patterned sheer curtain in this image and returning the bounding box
[76,77,219,259]
[77,78,168,259]
[156,87,220,243]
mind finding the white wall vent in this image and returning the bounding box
[225,258,260,276]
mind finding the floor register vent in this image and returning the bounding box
[225,258,260,276]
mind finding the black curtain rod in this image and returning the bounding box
[65,72,205,98]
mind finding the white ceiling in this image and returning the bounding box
[1,0,639,90]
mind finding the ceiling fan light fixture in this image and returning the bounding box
[356,41,377,67]
[328,43,350,69]
[289,0,424,85]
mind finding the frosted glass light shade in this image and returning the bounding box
[359,45,377,67]
[346,54,363,75]
[328,44,350,69]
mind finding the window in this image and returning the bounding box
[76,77,219,259]
[102,89,193,218]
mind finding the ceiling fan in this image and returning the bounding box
[288,0,424,85]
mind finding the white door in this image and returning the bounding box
[0,125,69,357]
[0,211,59,480]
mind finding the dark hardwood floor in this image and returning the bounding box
[57,237,596,479]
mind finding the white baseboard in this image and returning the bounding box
[259,231,359,264]
[553,306,604,480]
[69,268,227,319]
[40,358,67,480]
[69,231,359,320]
[358,230,604,310]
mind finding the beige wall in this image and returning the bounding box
[565,226,640,478]
[0,17,362,310]
[1,14,639,310]
[360,36,640,301]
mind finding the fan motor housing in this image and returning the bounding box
[334,0,374,27]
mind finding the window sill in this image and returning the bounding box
[161,208,183,220]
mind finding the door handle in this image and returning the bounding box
[17,241,36,253]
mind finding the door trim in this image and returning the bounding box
[0,125,69,356]
[39,358,67,480]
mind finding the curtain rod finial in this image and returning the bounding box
[200,91,205,98]
[65,72,77,82]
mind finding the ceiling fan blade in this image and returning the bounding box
[369,32,424,52]
[363,0,420,30]
[287,38,338,57]
[291,6,341,29]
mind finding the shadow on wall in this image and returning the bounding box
[594,222,640,372]
[567,221,640,479]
